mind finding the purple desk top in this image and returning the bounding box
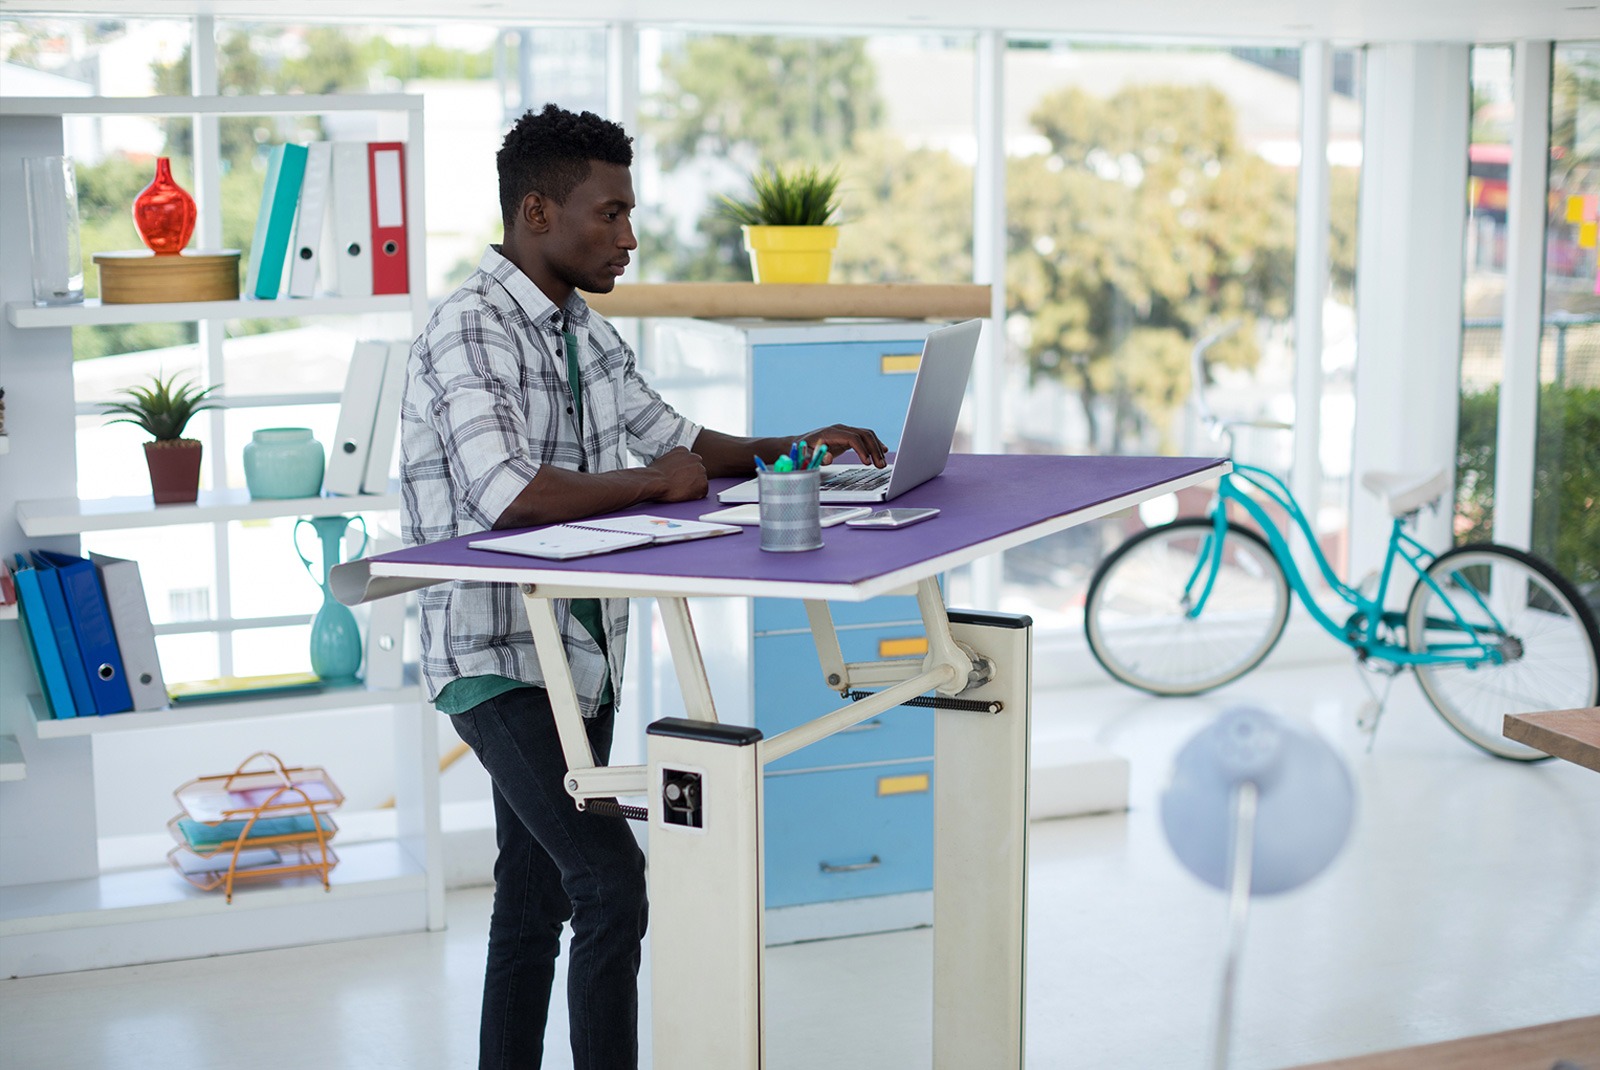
[368,454,1224,598]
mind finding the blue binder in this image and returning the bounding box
[12,556,77,719]
[34,551,133,715]
[27,552,96,716]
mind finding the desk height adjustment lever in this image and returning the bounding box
[844,690,1002,715]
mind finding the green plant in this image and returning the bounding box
[102,372,221,442]
[718,164,844,227]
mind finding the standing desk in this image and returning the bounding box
[334,453,1227,1068]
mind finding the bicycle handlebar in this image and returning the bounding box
[1189,321,1293,449]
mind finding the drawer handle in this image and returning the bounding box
[840,719,883,733]
[821,855,882,874]
[880,353,921,375]
[879,636,928,658]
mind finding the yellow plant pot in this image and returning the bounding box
[742,225,839,284]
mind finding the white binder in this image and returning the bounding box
[361,340,409,495]
[287,142,332,298]
[362,533,406,690]
[328,142,372,298]
[325,340,389,496]
[88,553,167,711]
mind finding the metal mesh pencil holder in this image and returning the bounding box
[758,470,823,552]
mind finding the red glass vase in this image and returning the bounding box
[132,157,196,256]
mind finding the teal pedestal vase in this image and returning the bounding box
[295,515,368,683]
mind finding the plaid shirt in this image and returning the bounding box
[401,245,701,715]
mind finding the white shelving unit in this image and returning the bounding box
[17,487,399,537]
[0,69,444,978]
[6,294,413,328]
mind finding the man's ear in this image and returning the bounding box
[521,190,553,234]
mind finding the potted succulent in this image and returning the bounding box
[719,164,844,284]
[103,372,221,504]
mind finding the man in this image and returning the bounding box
[400,103,887,1070]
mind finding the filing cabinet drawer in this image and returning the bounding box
[751,339,926,449]
[754,628,933,771]
[764,761,935,908]
[753,592,923,634]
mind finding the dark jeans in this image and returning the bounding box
[449,688,648,1070]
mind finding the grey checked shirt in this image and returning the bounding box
[401,245,701,715]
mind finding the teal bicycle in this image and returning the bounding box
[1084,328,1600,761]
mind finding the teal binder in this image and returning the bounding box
[12,557,77,719]
[246,143,309,300]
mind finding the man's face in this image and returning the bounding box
[540,161,637,294]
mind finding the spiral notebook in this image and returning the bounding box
[469,515,742,561]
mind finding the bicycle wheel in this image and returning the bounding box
[1085,518,1291,695]
[1407,543,1600,761]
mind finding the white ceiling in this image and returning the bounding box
[0,0,1597,44]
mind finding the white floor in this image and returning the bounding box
[4,660,1599,1070]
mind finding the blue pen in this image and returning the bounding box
[754,455,767,472]
[788,442,801,468]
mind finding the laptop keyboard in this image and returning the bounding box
[821,467,893,491]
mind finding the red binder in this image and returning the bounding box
[367,142,408,295]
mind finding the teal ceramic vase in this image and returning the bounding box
[294,514,368,683]
[244,427,325,499]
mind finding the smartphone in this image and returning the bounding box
[845,507,941,529]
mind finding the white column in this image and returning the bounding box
[1349,45,1471,583]
[1292,42,1331,580]
[1491,41,1554,552]
[971,31,1006,609]
[607,21,640,134]
[191,15,233,674]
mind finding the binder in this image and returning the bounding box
[287,142,332,299]
[27,553,96,715]
[12,557,77,719]
[368,142,408,295]
[34,551,133,715]
[324,340,390,496]
[361,340,409,494]
[362,532,406,689]
[90,553,167,712]
[328,142,372,298]
[245,142,309,300]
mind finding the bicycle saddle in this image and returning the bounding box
[1361,470,1449,517]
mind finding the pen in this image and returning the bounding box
[774,456,793,472]
[754,455,767,472]
[807,445,828,470]
[788,442,801,468]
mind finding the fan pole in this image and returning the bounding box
[1213,780,1259,1070]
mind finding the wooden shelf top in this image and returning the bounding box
[1504,707,1600,773]
[584,282,990,321]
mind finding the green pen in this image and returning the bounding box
[806,445,828,470]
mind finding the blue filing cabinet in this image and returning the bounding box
[641,319,944,930]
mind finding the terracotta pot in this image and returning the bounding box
[144,438,203,504]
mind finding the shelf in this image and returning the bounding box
[0,735,24,782]
[17,485,398,537]
[0,603,15,621]
[0,839,423,936]
[1,93,420,119]
[585,282,992,320]
[6,294,415,329]
[29,676,421,737]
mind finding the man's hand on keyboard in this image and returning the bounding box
[800,424,888,468]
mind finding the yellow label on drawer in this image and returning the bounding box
[879,636,928,658]
[880,353,921,374]
[878,772,930,796]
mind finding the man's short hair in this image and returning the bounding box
[497,103,633,228]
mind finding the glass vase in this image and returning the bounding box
[23,155,84,306]
[133,157,197,255]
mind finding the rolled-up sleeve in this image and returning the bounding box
[619,339,700,462]
[416,308,543,531]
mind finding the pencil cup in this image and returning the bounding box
[758,470,823,552]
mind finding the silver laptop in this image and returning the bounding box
[718,319,982,505]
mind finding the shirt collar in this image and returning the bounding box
[480,244,592,334]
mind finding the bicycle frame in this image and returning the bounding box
[1185,464,1504,669]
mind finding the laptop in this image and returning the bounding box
[718,319,982,504]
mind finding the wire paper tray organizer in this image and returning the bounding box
[167,752,343,901]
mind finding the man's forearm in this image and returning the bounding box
[494,464,668,529]
[691,429,794,478]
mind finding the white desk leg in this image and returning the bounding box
[657,596,719,722]
[647,718,766,1070]
[935,611,1032,1068]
